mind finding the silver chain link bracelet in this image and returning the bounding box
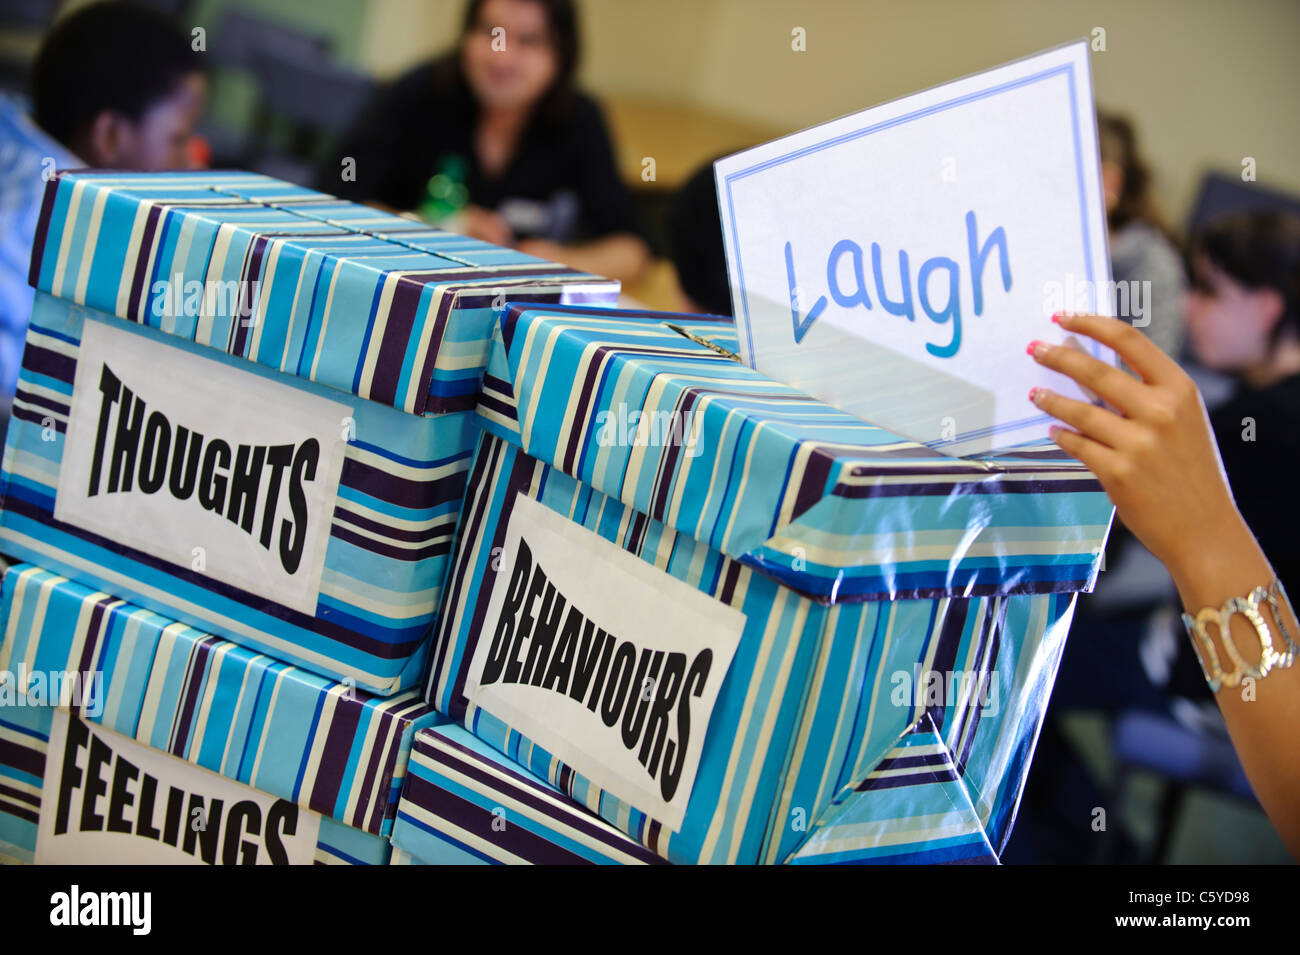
[1182,579,1298,693]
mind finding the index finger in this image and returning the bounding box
[1053,312,1181,385]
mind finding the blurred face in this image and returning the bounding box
[1184,255,1281,371]
[132,72,207,169]
[88,72,206,170]
[1101,160,1123,215]
[461,0,559,111]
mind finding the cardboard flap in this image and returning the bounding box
[28,170,618,415]
[480,303,1112,602]
[786,713,998,865]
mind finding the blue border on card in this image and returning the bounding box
[723,61,1099,448]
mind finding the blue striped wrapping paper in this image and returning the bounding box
[27,170,619,415]
[425,304,1111,864]
[11,169,618,693]
[432,435,1079,863]
[1,291,474,694]
[0,564,445,863]
[386,708,1034,865]
[389,724,667,865]
[782,591,1077,863]
[476,303,1113,601]
[786,714,1000,864]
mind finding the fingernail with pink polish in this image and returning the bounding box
[1026,340,1046,358]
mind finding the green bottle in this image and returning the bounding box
[417,155,470,224]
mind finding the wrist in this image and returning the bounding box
[1167,512,1275,611]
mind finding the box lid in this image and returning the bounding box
[477,302,1113,602]
[0,564,443,836]
[28,170,619,415]
[201,178,574,270]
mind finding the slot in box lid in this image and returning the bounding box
[478,302,1113,602]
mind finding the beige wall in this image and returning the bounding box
[359,0,460,77]
[357,0,1300,224]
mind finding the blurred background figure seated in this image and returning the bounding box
[0,0,206,451]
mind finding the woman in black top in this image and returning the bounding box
[321,0,649,283]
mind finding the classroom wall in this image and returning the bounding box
[682,0,1300,228]
[351,0,1300,227]
[52,0,1293,227]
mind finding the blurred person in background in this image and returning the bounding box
[1007,209,1300,863]
[668,160,733,316]
[1039,115,1199,735]
[1098,111,1187,359]
[1186,211,1300,598]
[323,0,649,283]
[1027,307,1300,858]
[0,1,205,443]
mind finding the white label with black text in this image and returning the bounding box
[36,711,322,864]
[465,493,744,831]
[54,319,350,615]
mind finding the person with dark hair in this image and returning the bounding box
[1188,211,1300,597]
[0,1,205,434]
[29,1,204,169]
[1026,308,1300,859]
[1006,210,1300,864]
[1098,111,1187,359]
[321,0,649,283]
[668,159,733,316]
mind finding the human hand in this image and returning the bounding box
[515,237,567,262]
[1031,320,1300,864]
[1027,313,1247,577]
[455,204,514,246]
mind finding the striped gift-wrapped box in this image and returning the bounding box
[27,171,619,415]
[389,724,667,865]
[0,564,444,864]
[3,170,618,694]
[425,303,1112,864]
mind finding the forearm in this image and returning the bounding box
[1165,513,1300,857]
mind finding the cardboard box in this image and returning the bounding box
[389,724,666,865]
[425,303,1111,864]
[0,564,443,864]
[4,170,619,694]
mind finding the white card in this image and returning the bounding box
[464,493,743,832]
[716,40,1115,456]
[36,711,322,864]
[54,317,350,615]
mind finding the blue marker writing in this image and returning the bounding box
[783,209,1012,357]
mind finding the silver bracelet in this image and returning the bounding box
[1181,578,1298,693]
